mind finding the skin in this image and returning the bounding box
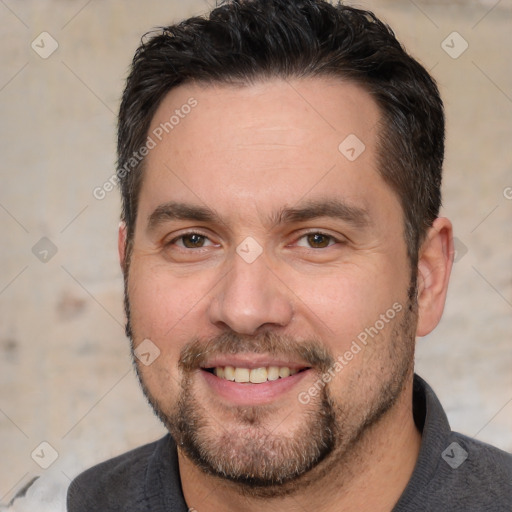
[119,77,453,511]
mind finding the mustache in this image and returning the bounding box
[179,331,335,373]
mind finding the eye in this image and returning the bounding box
[171,233,215,249]
[295,232,337,249]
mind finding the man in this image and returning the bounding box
[67,0,512,510]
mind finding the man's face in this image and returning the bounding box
[123,78,417,492]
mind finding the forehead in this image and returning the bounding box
[148,76,380,159]
[140,77,397,224]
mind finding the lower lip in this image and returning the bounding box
[200,369,311,406]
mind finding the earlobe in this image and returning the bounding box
[118,221,127,273]
[415,217,454,337]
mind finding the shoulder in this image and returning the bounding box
[398,376,512,511]
[447,432,512,493]
[67,436,171,512]
[417,432,512,511]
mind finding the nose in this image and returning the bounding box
[208,253,294,335]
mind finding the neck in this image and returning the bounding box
[178,377,421,512]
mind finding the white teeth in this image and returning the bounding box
[234,367,250,383]
[212,365,303,383]
[279,367,290,378]
[224,366,235,381]
[249,367,268,384]
[267,366,280,381]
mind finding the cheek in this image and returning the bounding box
[127,259,212,358]
[290,260,405,345]
[127,260,210,405]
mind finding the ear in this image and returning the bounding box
[415,217,454,337]
[118,221,128,273]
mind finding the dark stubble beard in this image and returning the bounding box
[127,283,418,498]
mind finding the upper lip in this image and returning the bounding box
[200,354,311,371]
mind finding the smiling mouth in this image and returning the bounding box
[203,366,311,384]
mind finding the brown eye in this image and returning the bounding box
[178,234,208,248]
[306,233,333,248]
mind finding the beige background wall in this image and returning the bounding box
[1,0,511,506]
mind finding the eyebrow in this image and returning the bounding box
[146,198,370,233]
[272,199,371,229]
[147,202,222,233]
